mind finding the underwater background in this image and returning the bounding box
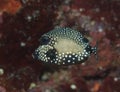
[0,0,120,92]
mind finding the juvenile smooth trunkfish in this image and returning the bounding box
[33,27,97,65]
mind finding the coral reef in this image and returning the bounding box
[0,0,120,92]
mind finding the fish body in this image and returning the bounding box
[33,27,97,65]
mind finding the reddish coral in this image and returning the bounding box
[0,0,21,14]
[98,77,120,92]
[0,0,62,91]
[0,86,6,92]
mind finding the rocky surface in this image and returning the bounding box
[0,0,120,92]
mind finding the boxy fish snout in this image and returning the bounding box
[32,50,39,60]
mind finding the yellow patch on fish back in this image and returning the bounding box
[54,38,84,54]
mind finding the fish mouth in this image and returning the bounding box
[32,50,40,60]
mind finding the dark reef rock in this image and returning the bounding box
[0,0,120,92]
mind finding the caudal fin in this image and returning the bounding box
[91,41,98,61]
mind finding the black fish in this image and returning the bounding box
[33,27,97,65]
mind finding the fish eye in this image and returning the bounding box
[46,49,57,60]
[82,37,89,43]
[39,36,51,45]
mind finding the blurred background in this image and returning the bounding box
[0,0,120,92]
